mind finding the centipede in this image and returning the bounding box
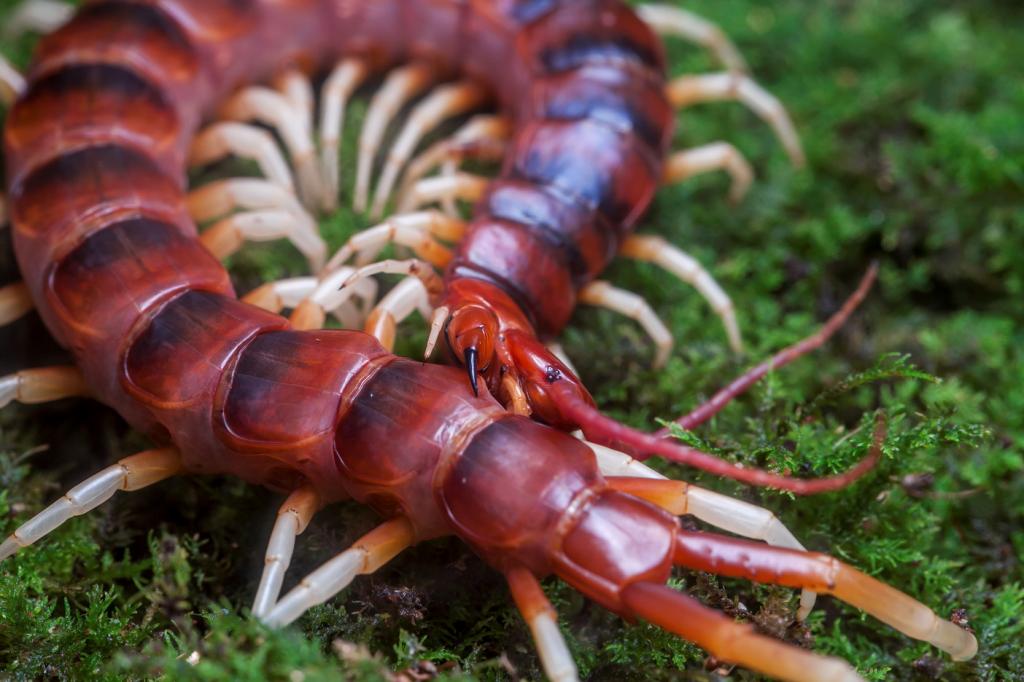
[0,1,978,680]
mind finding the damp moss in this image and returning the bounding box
[1,0,1022,680]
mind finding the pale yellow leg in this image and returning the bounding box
[251,486,321,619]
[324,210,465,271]
[637,4,748,73]
[663,142,754,203]
[189,122,295,192]
[0,282,33,326]
[262,517,414,628]
[506,567,579,682]
[319,58,370,211]
[620,234,741,353]
[0,366,88,409]
[398,114,509,206]
[370,81,488,218]
[578,280,674,368]
[2,0,72,39]
[218,85,321,209]
[397,173,489,213]
[0,448,182,561]
[354,63,435,213]
[363,277,432,351]
[0,54,24,105]
[242,270,378,331]
[668,71,805,167]
[188,178,325,272]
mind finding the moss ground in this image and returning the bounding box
[1,1,1022,680]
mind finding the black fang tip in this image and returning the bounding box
[465,347,479,396]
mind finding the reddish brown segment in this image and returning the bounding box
[439,2,673,411]
[2,3,979,675]
[4,0,678,557]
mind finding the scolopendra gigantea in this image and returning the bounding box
[0,1,981,679]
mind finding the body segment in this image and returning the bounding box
[1,2,978,679]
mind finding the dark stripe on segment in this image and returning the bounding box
[6,63,180,179]
[124,290,283,409]
[11,144,186,244]
[534,64,674,153]
[32,3,200,88]
[451,218,576,334]
[440,415,600,555]
[219,330,387,449]
[48,218,230,335]
[507,0,559,25]
[335,357,487,488]
[508,118,661,234]
[479,179,616,285]
[522,1,665,76]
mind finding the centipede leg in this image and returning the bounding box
[636,4,748,73]
[0,448,182,561]
[0,54,25,105]
[319,58,370,212]
[363,277,432,351]
[251,486,320,619]
[0,281,33,326]
[324,210,465,270]
[398,115,510,206]
[622,582,863,682]
[190,123,296,192]
[398,172,490,213]
[338,259,445,304]
[369,81,488,219]
[189,178,325,272]
[507,566,579,682]
[354,63,436,213]
[663,142,754,203]
[605,473,817,618]
[578,280,673,368]
[591,442,816,617]
[668,72,805,167]
[0,366,89,408]
[218,83,321,209]
[671,530,978,660]
[2,0,72,40]
[262,516,414,628]
[243,272,377,331]
[620,234,741,353]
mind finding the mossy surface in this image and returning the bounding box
[1,1,1022,680]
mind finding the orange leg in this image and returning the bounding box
[671,530,978,661]
[622,581,861,682]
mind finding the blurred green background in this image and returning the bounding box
[1,0,1021,680]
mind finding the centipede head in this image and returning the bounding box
[436,278,594,428]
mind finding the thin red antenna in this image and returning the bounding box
[659,262,878,435]
[553,386,887,495]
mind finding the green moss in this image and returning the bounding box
[2,0,1022,680]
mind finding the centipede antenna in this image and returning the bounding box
[656,263,878,435]
[553,377,886,494]
[465,347,479,396]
